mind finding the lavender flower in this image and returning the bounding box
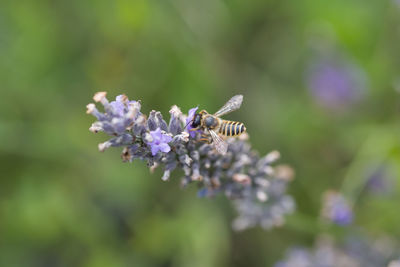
[306,57,366,110]
[185,106,201,138]
[276,236,399,267]
[146,128,172,156]
[274,248,312,267]
[87,92,295,230]
[321,190,353,226]
[388,260,400,267]
[366,167,392,194]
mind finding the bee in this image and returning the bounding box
[190,95,246,154]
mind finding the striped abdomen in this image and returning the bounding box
[219,120,246,137]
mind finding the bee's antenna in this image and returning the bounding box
[184,119,193,129]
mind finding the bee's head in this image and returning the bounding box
[191,113,202,128]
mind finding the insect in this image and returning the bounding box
[190,95,246,154]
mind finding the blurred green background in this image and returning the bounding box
[1,0,400,266]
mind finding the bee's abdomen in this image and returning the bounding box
[219,121,246,137]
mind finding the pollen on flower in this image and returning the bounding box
[89,122,102,133]
[275,165,295,181]
[260,166,274,176]
[118,94,128,103]
[233,173,251,185]
[98,142,108,152]
[144,132,153,143]
[169,105,182,117]
[191,171,202,181]
[238,132,249,141]
[265,150,281,163]
[257,190,268,202]
[86,103,96,114]
[93,91,107,102]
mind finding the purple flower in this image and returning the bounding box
[321,191,353,226]
[306,58,366,110]
[147,128,172,156]
[108,95,126,117]
[185,107,201,138]
[274,248,311,267]
[169,105,183,135]
[388,260,400,267]
[276,235,399,267]
[108,95,138,117]
[366,167,391,194]
[330,202,353,225]
[87,92,141,136]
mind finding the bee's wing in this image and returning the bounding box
[209,129,228,155]
[214,95,243,117]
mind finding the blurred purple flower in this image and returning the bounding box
[147,128,172,156]
[388,259,400,267]
[307,58,366,110]
[274,248,311,267]
[185,107,201,138]
[321,190,353,226]
[276,235,399,267]
[366,168,389,194]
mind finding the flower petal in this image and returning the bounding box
[151,145,160,156]
[186,107,198,125]
[161,134,172,143]
[158,143,171,153]
[150,128,162,140]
